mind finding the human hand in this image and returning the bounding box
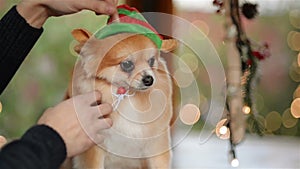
[16,0,118,28]
[0,136,7,149]
[38,91,113,157]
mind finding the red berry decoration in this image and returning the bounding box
[252,42,271,60]
[246,59,253,66]
[117,87,127,94]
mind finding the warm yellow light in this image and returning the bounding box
[265,111,282,132]
[216,119,227,129]
[173,69,194,88]
[289,10,300,29]
[291,98,300,118]
[294,85,300,99]
[179,104,201,125]
[215,119,230,139]
[231,158,239,167]
[242,105,251,114]
[289,68,300,82]
[282,108,298,128]
[0,101,2,113]
[179,53,199,73]
[191,20,210,36]
[219,126,228,135]
[287,31,300,51]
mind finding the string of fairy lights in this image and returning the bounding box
[211,0,300,167]
[212,0,270,167]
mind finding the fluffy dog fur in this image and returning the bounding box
[63,29,177,169]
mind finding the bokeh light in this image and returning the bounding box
[219,126,228,135]
[215,119,230,140]
[289,9,300,29]
[287,31,300,51]
[179,104,201,125]
[291,98,300,118]
[293,85,300,99]
[192,20,210,36]
[0,101,2,113]
[173,69,194,88]
[265,111,282,132]
[292,61,300,74]
[242,105,251,114]
[231,158,239,168]
[282,108,298,128]
[289,67,300,82]
[179,53,199,73]
[189,20,210,40]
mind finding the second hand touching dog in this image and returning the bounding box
[61,4,177,169]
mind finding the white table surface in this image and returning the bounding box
[172,131,300,169]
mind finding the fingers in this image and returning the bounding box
[85,0,117,15]
[90,118,112,144]
[96,103,113,117]
[77,91,112,114]
[104,0,118,6]
[69,91,113,145]
[91,103,113,129]
[0,136,7,148]
[76,90,102,106]
[105,0,119,22]
[97,118,113,129]
[92,0,119,21]
[110,12,120,22]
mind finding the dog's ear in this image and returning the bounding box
[160,39,178,53]
[71,29,92,53]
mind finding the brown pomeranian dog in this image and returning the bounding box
[63,26,177,169]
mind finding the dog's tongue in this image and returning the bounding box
[117,87,127,94]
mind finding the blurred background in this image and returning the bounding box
[0,0,299,168]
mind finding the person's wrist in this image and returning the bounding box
[16,1,49,29]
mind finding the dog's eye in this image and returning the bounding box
[148,57,155,67]
[120,60,135,72]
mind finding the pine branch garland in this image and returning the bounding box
[229,0,265,136]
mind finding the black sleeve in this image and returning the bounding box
[0,6,43,94]
[0,125,67,169]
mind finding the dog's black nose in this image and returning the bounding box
[142,75,154,86]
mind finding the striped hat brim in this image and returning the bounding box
[94,4,163,49]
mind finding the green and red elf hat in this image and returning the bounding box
[94,4,163,49]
